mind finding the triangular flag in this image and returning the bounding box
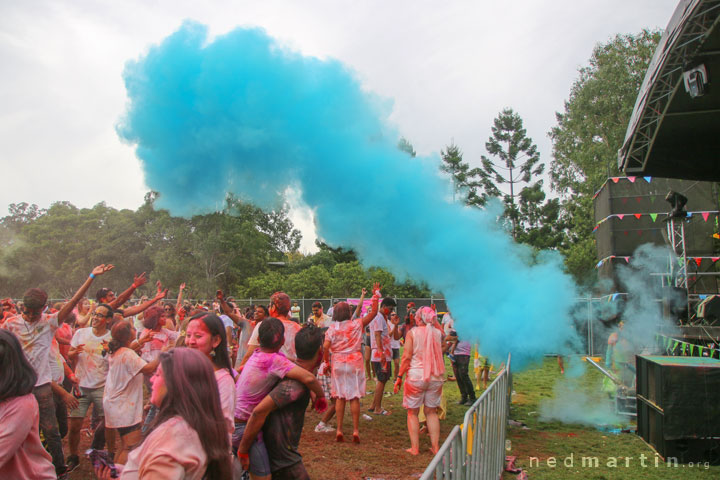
[637,230,643,236]
[617,214,625,220]
[644,176,652,183]
[711,348,716,359]
[625,257,630,263]
[702,212,710,221]
[596,260,603,268]
[678,257,684,267]
[612,293,619,301]
[628,176,636,183]
[672,341,678,353]
[634,213,642,219]
[681,343,687,355]
[712,257,719,263]
[622,198,628,204]
[649,195,656,203]
[699,346,704,357]
[611,177,620,183]
[699,295,708,300]
[624,231,629,236]
[690,344,695,356]
[687,212,693,217]
[636,197,642,203]
[650,213,658,222]
[695,258,702,267]
[664,336,670,349]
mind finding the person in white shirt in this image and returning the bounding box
[66,302,114,471]
[1,264,114,476]
[442,312,455,336]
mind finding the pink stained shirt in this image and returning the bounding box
[215,368,236,434]
[120,416,207,479]
[0,394,56,480]
[233,350,296,422]
[325,318,364,366]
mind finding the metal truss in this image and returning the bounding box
[666,217,692,319]
[621,0,720,172]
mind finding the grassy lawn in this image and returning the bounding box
[505,357,719,479]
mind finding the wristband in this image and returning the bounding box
[89,273,95,279]
[237,451,249,459]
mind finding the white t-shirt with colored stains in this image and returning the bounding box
[103,347,147,428]
[3,313,60,387]
[71,327,111,389]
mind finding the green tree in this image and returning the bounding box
[397,137,417,157]
[440,143,487,207]
[480,108,544,239]
[549,30,661,281]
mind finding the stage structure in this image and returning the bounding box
[593,176,719,299]
[619,0,720,181]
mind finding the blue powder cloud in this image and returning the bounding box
[118,21,578,367]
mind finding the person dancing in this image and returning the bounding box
[394,306,445,455]
[323,286,379,443]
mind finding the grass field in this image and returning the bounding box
[66,356,719,479]
[504,357,719,480]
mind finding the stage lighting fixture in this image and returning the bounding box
[664,190,688,218]
[683,64,708,98]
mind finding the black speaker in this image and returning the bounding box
[636,355,720,464]
[697,295,720,325]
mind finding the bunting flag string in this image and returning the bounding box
[592,210,720,232]
[655,334,720,359]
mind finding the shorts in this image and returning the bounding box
[70,386,105,418]
[371,361,392,383]
[272,461,310,480]
[403,378,444,409]
[392,348,400,360]
[232,421,271,477]
[116,423,141,436]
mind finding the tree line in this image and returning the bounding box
[0,30,662,298]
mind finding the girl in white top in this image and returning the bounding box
[183,313,237,436]
[394,306,445,456]
[103,321,161,464]
[96,348,231,479]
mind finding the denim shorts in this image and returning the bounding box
[70,386,104,418]
[232,421,271,476]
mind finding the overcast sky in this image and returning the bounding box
[1,0,678,251]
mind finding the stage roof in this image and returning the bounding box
[619,0,720,181]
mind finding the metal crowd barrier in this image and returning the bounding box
[420,354,512,480]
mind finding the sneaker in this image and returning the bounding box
[457,399,468,405]
[314,422,335,433]
[464,399,476,406]
[65,455,80,473]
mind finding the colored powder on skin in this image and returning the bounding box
[118,21,578,368]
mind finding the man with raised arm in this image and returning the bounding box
[2,264,114,477]
[240,292,302,366]
[94,272,148,310]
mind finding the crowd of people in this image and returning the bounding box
[0,266,479,479]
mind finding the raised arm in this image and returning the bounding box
[175,283,185,313]
[216,290,243,325]
[58,264,114,324]
[353,288,367,319]
[108,272,148,310]
[123,282,167,318]
[360,285,381,328]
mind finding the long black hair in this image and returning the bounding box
[0,330,37,401]
[187,312,235,379]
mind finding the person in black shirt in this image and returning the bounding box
[237,325,325,480]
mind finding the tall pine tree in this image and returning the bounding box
[479,108,544,239]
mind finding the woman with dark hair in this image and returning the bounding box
[0,330,56,479]
[184,312,237,434]
[322,286,380,443]
[394,306,445,455]
[103,321,162,464]
[97,348,232,479]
